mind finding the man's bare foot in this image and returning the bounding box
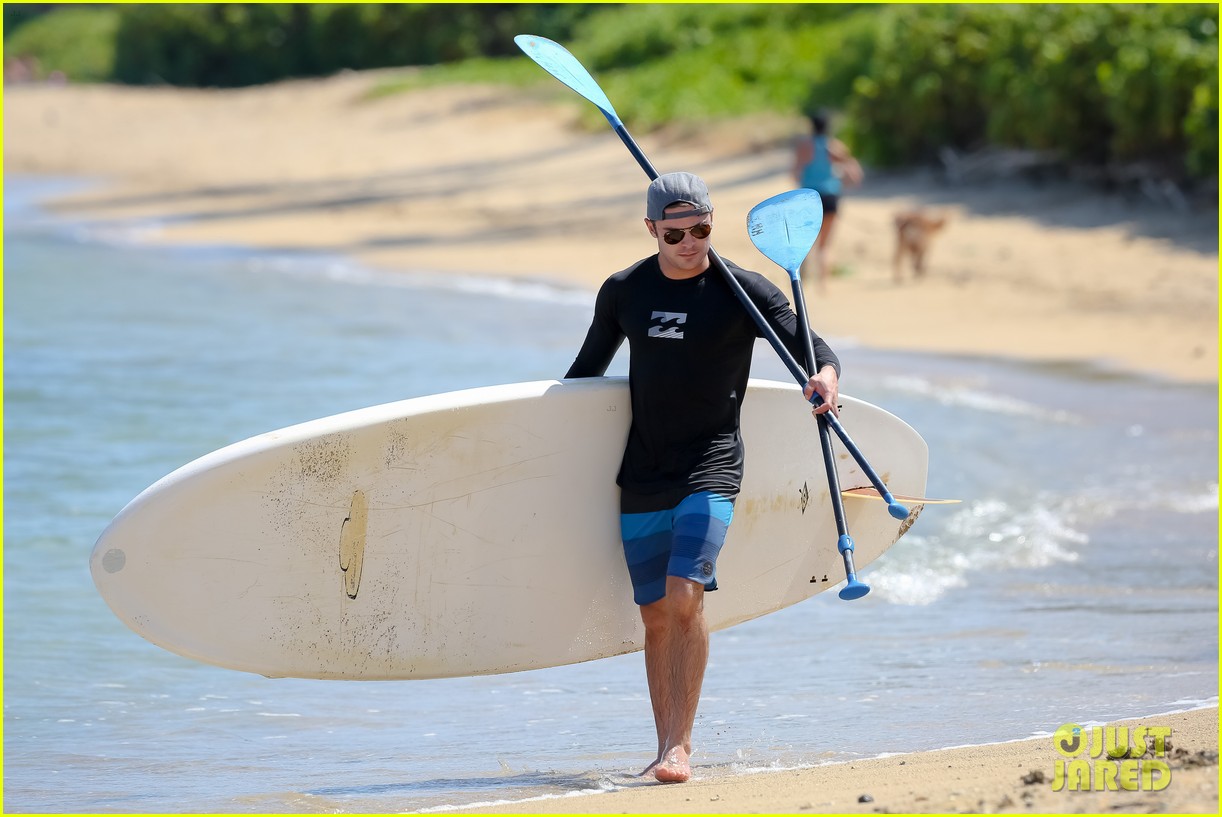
[653,746,691,783]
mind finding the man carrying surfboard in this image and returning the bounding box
[565,172,841,783]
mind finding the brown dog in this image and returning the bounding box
[893,210,948,282]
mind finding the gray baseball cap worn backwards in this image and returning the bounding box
[647,172,713,221]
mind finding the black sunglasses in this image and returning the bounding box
[655,222,713,245]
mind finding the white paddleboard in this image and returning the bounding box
[91,378,928,680]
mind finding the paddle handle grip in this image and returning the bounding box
[837,535,870,600]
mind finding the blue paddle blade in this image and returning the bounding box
[746,189,825,278]
[515,35,622,127]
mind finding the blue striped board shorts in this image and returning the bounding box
[619,491,736,607]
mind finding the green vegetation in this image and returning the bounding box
[3,5,119,83]
[4,3,1216,181]
[835,4,1219,177]
[569,4,872,129]
[364,56,546,101]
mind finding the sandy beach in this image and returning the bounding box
[3,72,1217,383]
[3,73,1219,814]
[458,708,1219,814]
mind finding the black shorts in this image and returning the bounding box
[819,193,840,214]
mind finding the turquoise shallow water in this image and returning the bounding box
[3,176,1217,812]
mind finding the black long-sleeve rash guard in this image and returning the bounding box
[565,254,840,510]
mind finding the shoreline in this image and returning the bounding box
[446,707,1218,814]
[9,168,1210,394]
[3,74,1217,384]
[5,168,1215,394]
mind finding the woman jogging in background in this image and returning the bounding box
[792,109,863,292]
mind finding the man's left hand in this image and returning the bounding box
[803,366,840,417]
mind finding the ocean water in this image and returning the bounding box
[3,176,1217,813]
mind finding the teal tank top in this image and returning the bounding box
[799,135,841,196]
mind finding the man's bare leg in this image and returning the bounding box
[814,211,838,292]
[639,576,708,783]
[638,629,668,775]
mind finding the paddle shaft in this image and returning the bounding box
[789,280,847,533]
[790,275,865,592]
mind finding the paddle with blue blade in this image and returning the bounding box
[514,34,658,178]
[515,36,910,562]
[744,191,907,524]
[747,189,868,599]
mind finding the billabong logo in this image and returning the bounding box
[648,311,687,339]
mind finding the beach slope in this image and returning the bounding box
[3,73,1217,382]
